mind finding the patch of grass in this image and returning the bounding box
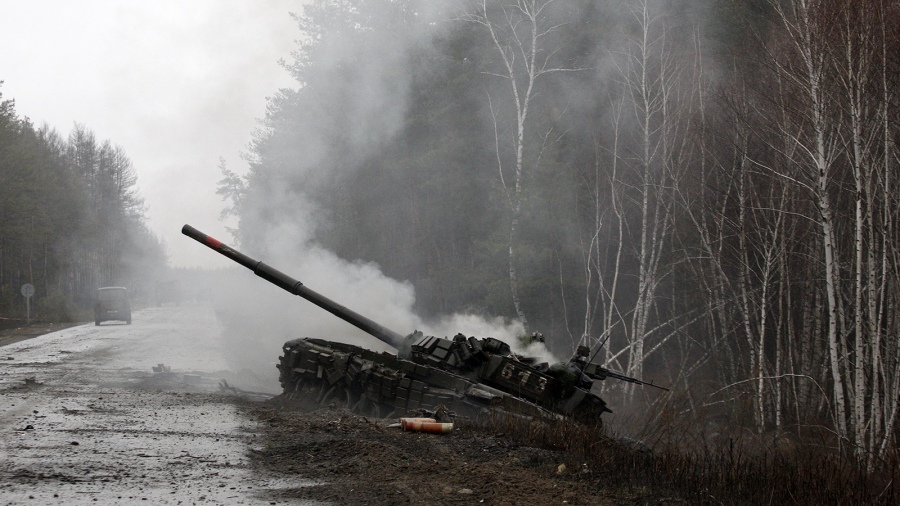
[462,406,899,505]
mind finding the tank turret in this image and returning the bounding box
[183,224,663,421]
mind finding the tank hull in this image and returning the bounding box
[277,337,610,421]
[182,224,617,422]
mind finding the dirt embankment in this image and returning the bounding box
[243,396,623,506]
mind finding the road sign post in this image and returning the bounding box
[21,283,35,325]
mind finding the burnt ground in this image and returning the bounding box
[241,396,631,506]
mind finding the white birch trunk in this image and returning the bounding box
[466,0,578,332]
[771,0,849,439]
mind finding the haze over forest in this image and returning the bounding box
[2,0,899,466]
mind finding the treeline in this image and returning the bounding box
[222,0,898,459]
[0,85,166,321]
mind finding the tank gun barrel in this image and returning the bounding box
[570,343,669,391]
[181,224,407,349]
[580,363,669,391]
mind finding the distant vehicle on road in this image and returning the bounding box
[94,287,132,325]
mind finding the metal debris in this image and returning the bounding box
[217,379,274,399]
[151,363,171,373]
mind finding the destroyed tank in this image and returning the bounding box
[183,224,664,422]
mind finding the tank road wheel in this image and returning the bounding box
[319,384,354,408]
[345,390,362,411]
[350,396,370,415]
[287,378,305,400]
[318,384,338,405]
[351,396,386,418]
[315,381,332,404]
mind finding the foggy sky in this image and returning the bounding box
[0,0,301,267]
[0,0,543,354]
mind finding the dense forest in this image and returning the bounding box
[0,85,166,321]
[218,0,899,460]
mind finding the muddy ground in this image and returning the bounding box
[241,396,622,506]
[0,308,653,505]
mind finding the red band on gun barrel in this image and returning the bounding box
[204,236,223,249]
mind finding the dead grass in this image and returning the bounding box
[462,404,899,505]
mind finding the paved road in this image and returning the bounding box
[0,303,315,505]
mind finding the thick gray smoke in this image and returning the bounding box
[210,206,545,385]
[209,1,558,384]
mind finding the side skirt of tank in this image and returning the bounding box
[276,338,563,421]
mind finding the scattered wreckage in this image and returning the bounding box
[182,224,665,423]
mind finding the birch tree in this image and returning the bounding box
[462,0,582,331]
[609,0,686,390]
[737,0,900,456]
[760,0,849,441]
[832,0,882,456]
[874,0,900,462]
